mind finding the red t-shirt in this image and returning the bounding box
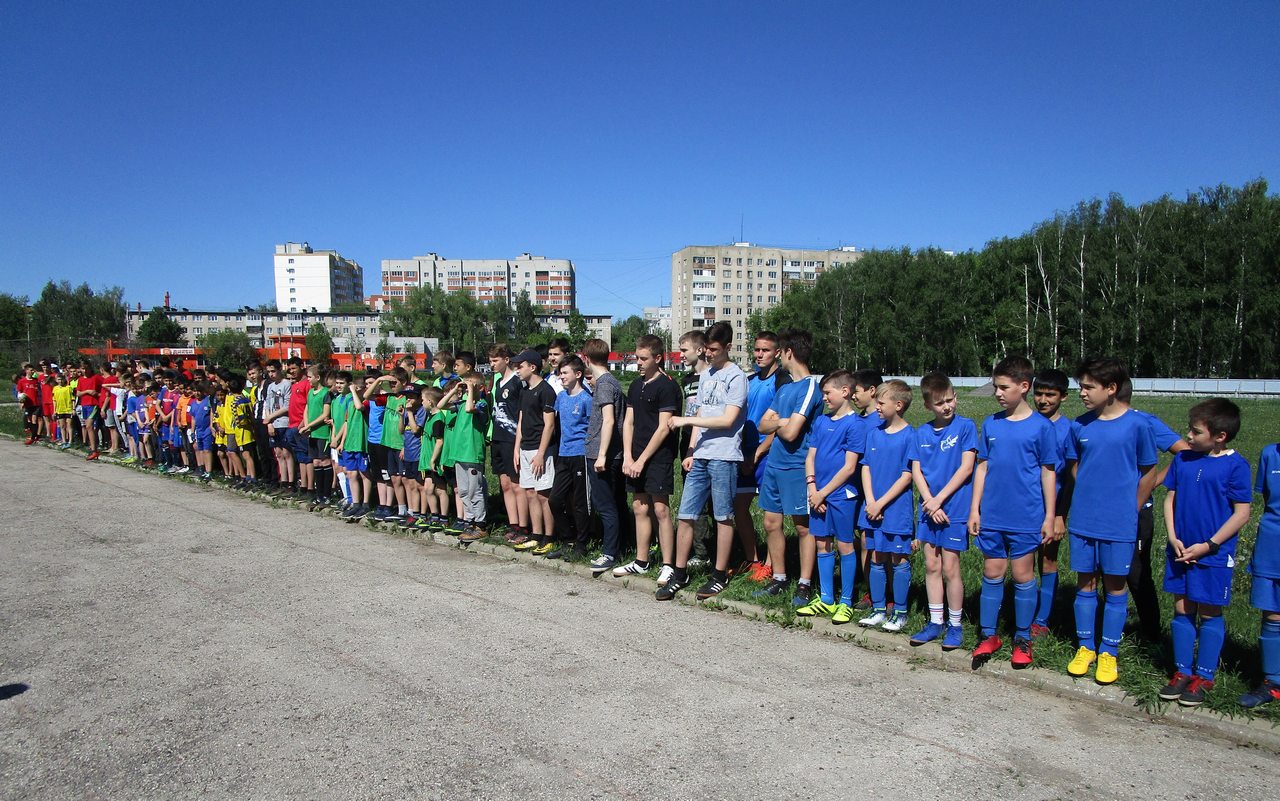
[39,374,55,406]
[76,374,102,406]
[287,377,311,428]
[16,376,38,407]
[99,375,120,408]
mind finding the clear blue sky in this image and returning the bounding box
[4,2,1277,321]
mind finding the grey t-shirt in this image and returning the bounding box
[585,372,624,460]
[691,362,748,461]
[265,379,292,430]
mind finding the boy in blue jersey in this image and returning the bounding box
[1242,438,1280,708]
[547,357,594,558]
[1062,358,1159,685]
[969,356,1057,669]
[850,369,884,609]
[908,373,977,649]
[1158,399,1252,706]
[189,381,214,481]
[796,370,864,623]
[857,379,916,632]
[754,329,824,605]
[735,331,790,580]
[1031,368,1073,638]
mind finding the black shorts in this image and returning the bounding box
[368,443,389,480]
[490,439,518,480]
[422,469,444,486]
[385,447,404,478]
[403,467,422,483]
[443,465,458,488]
[626,455,675,497]
[308,436,329,461]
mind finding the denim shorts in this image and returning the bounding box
[678,458,738,522]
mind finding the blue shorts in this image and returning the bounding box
[918,519,969,552]
[1070,533,1135,577]
[339,450,369,473]
[809,498,856,543]
[873,530,914,555]
[195,429,213,452]
[126,422,138,440]
[1165,559,1233,606]
[287,427,313,465]
[759,466,809,516]
[977,529,1040,559]
[78,404,98,422]
[1250,574,1280,613]
[678,458,737,521]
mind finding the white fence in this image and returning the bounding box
[886,376,1280,397]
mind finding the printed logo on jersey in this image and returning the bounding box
[939,434,959,452]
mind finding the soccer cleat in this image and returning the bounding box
[1238,679,1280,709]
[458,525,488,542]
[748,561,773,582]
[792,583,813,608]
[531,542,555,556]
[656,564,675,587]
[753,578,789,599]
[881,611,908,632]
[796,598,834,617]
[1067,647,1098,677]
[590,555,616,575]
[855,592,874,611]
[695,576,728,600]
[1158,672,1193,701]
[858,610,888,628]
[1178,676,1213,707]
[414,516,431,529]
[612,560,650,578]
[656,573,689,601]
[508,532,530,546]
[1010,637,1033,668]
[513,538,541,552]
[942,624,964,650]
[831,603,855,624]
[544,547,564,560]
[1095,652,1119,685]
[910,622,944,646]
[1030,623,1051,640]
[971,635,1003,660]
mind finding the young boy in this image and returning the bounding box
[796,370,864,623]
[262,360,294,495]
[856,379,916,631]
[450,373,491,541]
[1243,432,1280,708]
[228,375,257,486]
[417,386,450,528]
[335,372,373,520]
[545,356,593,557]
[908,373,977,648]
[968,356,1058,669]
[189,381,214,480]
[662,321,747,601]
[755,329,824,604]
[1062,357,1159,684]
[1030,368,1073,638]
[581,339,626,574]
[301,366,333,505]
[736,330,790,578]
[488,343,528,543]
[512,350,558,553]
[1158,399,1251,706]
[75,359,103,459]
[52,373,75,448]
[431,351,456,389]
[851,369,884,608]
[614,335,681,580]
[380,369,410,519]
[327,371,354,509]
[399,384,426,526]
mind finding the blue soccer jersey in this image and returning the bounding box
[765,375,823,471]
[188,397,211,432]
[402,406,426,463]
[1165,449,1252,567]
[910,415,979,523]
[977,411,1058,534]
[859,423,914,534]
[1133,408,1184,452]
[555,389,593,457]
[1253,444,1280,579]
[367,397,386,443]
[811,411,866,501]
[1066,409,1159,542]
[741,367,790,464]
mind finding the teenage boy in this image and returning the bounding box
[796,370,864,623]
[448,374,491,540]
[968,356,1058,669]
[335,372,373,519]
[582,339,627,574]
[545,339,571,395]
[675,329,715,567]
[663,321,747,601]
[302,366,334,505]
[431,351,456,389]
[17,364,40,445]
[736,331,790,578]
[488,343,528,542]
[512,350,558,553]
[908,372,977,649]
[1242,434,1280,708]
[76,359,103,459]
[545,356,593,558]
[1155,398,1252,706]
[614,335,681,581]
[284,357,313,496]
[1030,368,1073,638]
[454,351,477,381]
[263,360,294,494]
[755,329,824,604]
[856,380,916,631]
[851,368,883,608]
[328,371,354,508]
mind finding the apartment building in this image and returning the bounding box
[380,252,576,312]
[274,242,364,313]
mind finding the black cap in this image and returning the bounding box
[512,349,543,370]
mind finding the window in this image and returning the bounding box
[289,278,295,284]
[768,295,778,303]
[736,258,743,265]
[721,257,730,265]
[287,259,294,264]
[737,282,742,289]
[767,259,777,267]
[289,288,296,294]
[357,328,365,335]
[194,327,203,335]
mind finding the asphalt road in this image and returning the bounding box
[2,439,1277,801]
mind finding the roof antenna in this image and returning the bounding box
[740,212,744,243]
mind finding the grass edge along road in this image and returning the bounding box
[4,390,1280,730]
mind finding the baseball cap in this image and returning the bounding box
[512,349,543,370]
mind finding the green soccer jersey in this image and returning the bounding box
[450,400,489,466]
[381,395,406,449]
[420,410,446,472]
[306,386,333,440]
[341,394,368,454]
[330,394,351,447]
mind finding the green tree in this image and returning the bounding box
[29,281,126,344]
[567,309,589,350]
[375,337,395,369]
[486,297,513,343]
[513,290,541,343]
[197,329,257,370]
[0,293,30,342]
[305,323,335,365]
[610,314,650,351]
[135,307,186,346]
[349,333,368,368]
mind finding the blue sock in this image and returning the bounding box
[891,561,910,610]
[1195,615,1226,680]
[1171,613,1196,674]
[1261,619,1280,684]
[979,576,1004,637]
[1034,571,1057,627]
[1100,591,1128,656]
[1074,590,1098,651]
[817,551,836,604]
[1013,579,1037,639]
[869,563,887,611]
[839,552,857,606]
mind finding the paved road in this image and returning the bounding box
[2,439,1277,801]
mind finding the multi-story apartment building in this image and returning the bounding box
[380,252,576,312]
[670,243,862,358]
[127,307,390,352]
[643,305,672,338]
[274,242,364,313]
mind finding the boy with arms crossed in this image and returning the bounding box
[850,369,883,608]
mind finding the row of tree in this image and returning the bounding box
[749,180,1279,377]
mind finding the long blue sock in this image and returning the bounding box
[817,551,836,604]
[1100,591,1128,656]
[1195,615,1226,680]
[891,560,910,610]
[1261,619,1280,683]
[1074,590,1098,650]
[839,552,857,606]
[1171,613,1196,673]
[980,576,1004,637]
[1014,579,1037,639]
[869,563,887,611]
[1034,571,1057,627]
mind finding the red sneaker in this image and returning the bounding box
[1030,623,1050,640]
[86,451,100,461]
[972,634,1003,660]
[1011,637,1033,668]
[24,437,34,446]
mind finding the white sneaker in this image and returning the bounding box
[657,564,675,587]
[612,560,650,578]
[686,556,708,569]
[176,466,190,474]
[859,611,887,627]
[881,612,907,632]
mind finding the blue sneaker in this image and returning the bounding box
[942,624,964,651]
[910,622,944,646]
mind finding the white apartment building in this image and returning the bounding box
[381,252,576,312]
[643,305,672,338]
[275,242,365,313]
[670,243,862,358]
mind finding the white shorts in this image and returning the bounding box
[519,449,556,491]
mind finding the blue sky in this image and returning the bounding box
[3,2,1277,321]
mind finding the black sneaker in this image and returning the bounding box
[1178,676,1214,707]
[752,578,789,599]
[656,573,690,601]
[1159,672,1192,701]
[792,583,813,607]
[544,547,564,560]
[695,575,728,600]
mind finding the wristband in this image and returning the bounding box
[1206,539,1221,556]
[806,477,816,485]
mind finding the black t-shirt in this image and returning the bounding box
[491,372,522,443]
[518,379,559,451]
[628,372,682,462]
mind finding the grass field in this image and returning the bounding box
[5,388,1279,722]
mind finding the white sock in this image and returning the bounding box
[948,608,962,627]
[399,504,408,515]
[929,603,944,625]
[773,573,787,582]
[338,473,350,502]
[798,578,811,587]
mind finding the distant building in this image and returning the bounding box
[670,243,862,358]
[380,252,576,312]
[275,242,364,313]
[536,313,613,349]
[127,307,391,355]
[643,305,672,338]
